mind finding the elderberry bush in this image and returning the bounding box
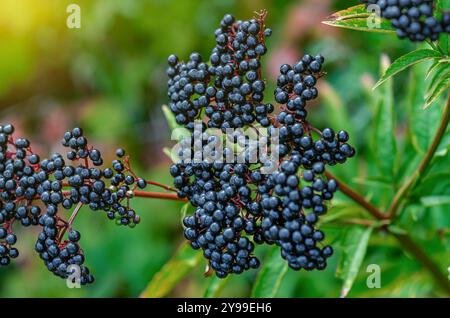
[360,0,450,41]
[167,12,355,278]
[0,124,147,285]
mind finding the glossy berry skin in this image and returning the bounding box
[0,124,147,285]
[360,0,449,42]
[167,13,356,278]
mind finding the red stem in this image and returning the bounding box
[134,190,187,202]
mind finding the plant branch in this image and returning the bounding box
[387,92,450,218]
[145,180,178,192]
[325,171,389,220]
[134,190,187,202]
[390,231,450,296]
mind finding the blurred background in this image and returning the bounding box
[0,0,447,297]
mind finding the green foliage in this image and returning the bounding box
[374,49,442,89]
[140,243,203,298]
[204,276,229,298]
[336,226,373,297]
[322,5,395,33]
[373,55,397,182]
[251,247,288,298]
[1,0,449,298]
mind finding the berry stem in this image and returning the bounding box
[134,190,187,202]
[324,171,389,220]
[145,180,178,192]
[68,202,84,229]
[387,91,450,219]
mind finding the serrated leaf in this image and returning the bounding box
[425,74,450,108]
[374,49,442,89]
[140,243,202,298]
[251,247,288,298]
[323,5,395,33]
[336,226,373,298]
[408,62,443,154]
[420,196,450,207]
[204,276,229,298]
[373,55,397,180]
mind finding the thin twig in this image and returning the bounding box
[134,190,187,202]
[68,202,84,228]
[325,171,389,220]
[145,180,178,192]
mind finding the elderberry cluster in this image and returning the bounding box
[360,0,450,41]
[35,205,94,284]
[0,124,147,285]
[167,13,274,131]
[167,13,355,278]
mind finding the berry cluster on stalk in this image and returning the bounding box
[360,0,450,41]
[0,125,148,285]
[167,12,355,278]
[167,12,274,131]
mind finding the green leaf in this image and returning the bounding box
[372,55,397,180]
[425,73,450,108]
[322,5,395,33]
[140,243,202,298]
[426,60,441,79]
[251,247,288,298]
[162,104,179,131]
[323,18,394,34]
[323,4,369,20]
[180,202,190,221]
[162,104,190,142]
[374,49,442,89]
[204,276,229,298]
[428,63,450,94]
[420,196,450,207]
[336,226,373,298]
[408,62,443,154]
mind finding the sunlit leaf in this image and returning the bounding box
[374,49,442,89]
[322,5,395,33]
